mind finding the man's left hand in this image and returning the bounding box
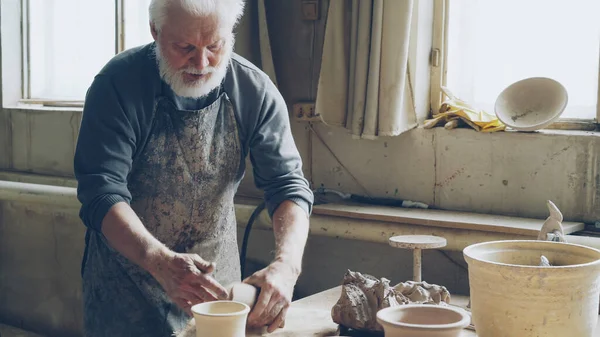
[243,260,300,332]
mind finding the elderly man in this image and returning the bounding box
[73,0,313,336]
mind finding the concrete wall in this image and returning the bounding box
[251,0,600,223]
[1,0,599,336]
[242,0,600,298]
[0,199,84,337]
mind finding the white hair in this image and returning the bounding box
[149,0,245,33]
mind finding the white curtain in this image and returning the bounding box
[257,0,278,86]
[315,0,417,139]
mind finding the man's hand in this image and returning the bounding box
[100,203,229,315]
[148,251,229,315]
[244,260,300,332]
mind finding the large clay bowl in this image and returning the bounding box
[376,304,470,337]
[464,240,600,337]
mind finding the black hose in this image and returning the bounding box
[349,194,406,207]
[240,201,265,278]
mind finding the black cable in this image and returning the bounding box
[240,201,265,278]
[438,250,468,272]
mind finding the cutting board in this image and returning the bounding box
[247,286,600,336]
[246,288,340,336]
[245,287,478,337]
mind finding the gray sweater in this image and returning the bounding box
[74,42,313,231]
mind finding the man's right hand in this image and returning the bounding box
[101,203,228,315]
[147,251,229,315]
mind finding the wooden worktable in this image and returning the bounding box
[248,286,600,336]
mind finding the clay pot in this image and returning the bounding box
[191,301,250,337]
[376,304,470,337]
[464,240,600,337]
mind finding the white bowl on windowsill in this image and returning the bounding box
[494,77,568,132]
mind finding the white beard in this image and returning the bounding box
[155,42,232,99]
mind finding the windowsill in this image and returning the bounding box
[234,196,600,252]
[311,202,585,236]
[427,125,600,137]
[3,102,83,113]
[545,119,599,131]
[502,126,599,136]
[2,104,599,139]
[19,98,84,108]
[234,196,584,236]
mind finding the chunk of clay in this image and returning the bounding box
[539,255,551,267]
[331,270,451,332]
[537,200,566,243]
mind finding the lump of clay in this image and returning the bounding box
[537,200,566,243]
[539,255,552,267]
[394,280,451,305]
[331,270,451,332]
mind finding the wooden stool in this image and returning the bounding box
[389,235,447,282]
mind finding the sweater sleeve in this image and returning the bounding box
[249,79,314,217]
[74,75,137,231]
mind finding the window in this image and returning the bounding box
[431,0,600,124]
[23,0,153,104]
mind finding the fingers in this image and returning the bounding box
[244,269,291,329]
[175,285,222,317]
[247,287,273,326]
[159,253,231,316]
[191,274,228,300]
[265,300,288,331]
[180,284,218,303]
[268,307,288,333]
[247,287,288,330]
[185,255,228,300]
[263,295,282,320]
[191,254,215,273]
[242,273,258,285]
[173,297,193,316]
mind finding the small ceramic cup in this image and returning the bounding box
[376,304,470,337]
[191,300,250,337]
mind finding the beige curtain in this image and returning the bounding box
[315,0,417,139]
[257,0,278,87]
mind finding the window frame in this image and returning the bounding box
[19,0,127,108]
[430,0,600,131]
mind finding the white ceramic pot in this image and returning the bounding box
[376,304,471,337]
[494,77,568,131]
[464,240,600,337]
[191,301,250,337]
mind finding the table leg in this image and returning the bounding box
[413,248,422,282]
